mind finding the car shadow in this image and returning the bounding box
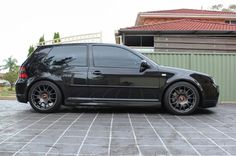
[193,108,215,115]
[51,105,215,115]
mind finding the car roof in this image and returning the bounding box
[37,43,125,48]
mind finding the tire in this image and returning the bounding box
[163,82,200,115]
[28,81,62,113]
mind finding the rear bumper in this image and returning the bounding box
[15,79,28,103]
[16,94,28,103]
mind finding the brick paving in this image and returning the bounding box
[0,100,236,156]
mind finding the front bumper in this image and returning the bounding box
[201,85,219,108]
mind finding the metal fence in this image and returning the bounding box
[142,52,236,103]
[37,32,102,46]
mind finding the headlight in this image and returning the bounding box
[210,77,216,84]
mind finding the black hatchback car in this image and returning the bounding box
[16,43,219,115]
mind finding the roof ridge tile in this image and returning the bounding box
[141,8,236,15]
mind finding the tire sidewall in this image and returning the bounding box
[28,81,62,113]
[164,82,200,115]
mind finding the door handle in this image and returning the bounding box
[92,70,102,75]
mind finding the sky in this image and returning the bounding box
[0,0,235,65]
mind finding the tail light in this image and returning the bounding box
[19,66,28,79]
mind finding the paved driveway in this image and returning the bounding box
[0,100,236,156]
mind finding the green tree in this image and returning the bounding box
[27,45,35,57]
[210,4,223,11]
[53,32,61,43]
[2,56,18,72]
[229,4,236,11]
[39,35,45,45]
[2,57,18,90]
[210,4,236,12]
[3,67,18,90]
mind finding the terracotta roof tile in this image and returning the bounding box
[121,19,236,31]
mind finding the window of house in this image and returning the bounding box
[125,36,141,46]
[142,36,154,46]
[124,36,154,47]
[225,20,236,24]
[231,20,236,24]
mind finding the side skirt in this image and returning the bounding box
[64,97,161,107]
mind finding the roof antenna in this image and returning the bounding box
[201,6,203,10]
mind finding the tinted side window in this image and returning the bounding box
[45,45,87,66]
[93,46,142,68]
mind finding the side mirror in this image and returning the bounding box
[140,60,150,72]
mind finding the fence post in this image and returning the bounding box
[189,53,194,69]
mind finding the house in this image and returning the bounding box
[116,9,236,53]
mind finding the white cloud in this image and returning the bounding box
[0,0,235,65]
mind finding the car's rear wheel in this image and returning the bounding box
[28,81,62,113]
[164,82,199,115]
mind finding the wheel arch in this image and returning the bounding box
[161,79,203,107]
[26,78,65,103]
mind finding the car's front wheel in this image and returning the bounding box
[28,81,62,113]
[164,82,200,115]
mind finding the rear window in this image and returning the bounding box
[35,47,52,54]
[45,45,87,66]
[24,47,52,66]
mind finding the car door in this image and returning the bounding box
[88,45,161,101]
[43,45,89,99]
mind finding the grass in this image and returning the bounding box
[0,86,16,99]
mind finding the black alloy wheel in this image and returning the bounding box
[164,82,200,115]
[28,81,62,113]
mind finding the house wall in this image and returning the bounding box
[154,35,236,52]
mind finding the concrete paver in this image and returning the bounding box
[0,100,236,156]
